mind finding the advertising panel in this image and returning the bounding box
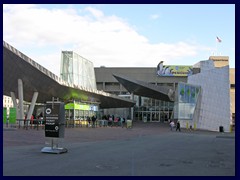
[65,103,90,110]
[157,61,193,76]
[3,108,7,124]
[9,107,16,124]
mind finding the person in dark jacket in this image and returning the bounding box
[92,115,97,128]
[176,121,181,132]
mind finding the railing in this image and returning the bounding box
[4,119,127,130]
[16,119,45,130]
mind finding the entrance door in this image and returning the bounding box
[152,112,160,122]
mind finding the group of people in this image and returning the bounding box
[102,114,126,127]
[86,114,126,128]
[23,112,44,128]
[87,115,97,128]
[169,120,181,131]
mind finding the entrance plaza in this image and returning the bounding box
[3,122,235,176]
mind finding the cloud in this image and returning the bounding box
[3,5,207,76]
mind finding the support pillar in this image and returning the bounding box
[26,92,38,125]
[130,93,134,120]
[18,79,24,126]
[10,92,20,120]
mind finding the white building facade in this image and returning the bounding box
[179,60,231,132]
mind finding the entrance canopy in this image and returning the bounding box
[113,74,174,102]
[3,41,135,108]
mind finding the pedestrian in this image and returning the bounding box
[122,117,126,128]
[87,116,91,127]
[176,121,181,132]
[92,115,96,128]
[169,120,175,131]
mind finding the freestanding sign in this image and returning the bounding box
[45,102,65,138]
[41,101,67,154]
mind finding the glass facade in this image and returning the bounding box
[60,51,99,125]
[64,101,99,127]
[174,82,201,120]
[65,102,98,120]
[134,96,174,122]
[60,51,97,89]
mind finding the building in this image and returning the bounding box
[209,56,235,126]
[3,95,14,116]
[3,40,234,131]
[94,56,235,132]
[95,66,187,122]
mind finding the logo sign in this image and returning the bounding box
[45,108,51,114]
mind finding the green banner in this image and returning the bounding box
[3,108,7,124]
[65,103,90,110]
[65,103,74,109]
[9,107,16,124]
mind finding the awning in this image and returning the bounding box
[3,41,135,108]
[113,74,174,102]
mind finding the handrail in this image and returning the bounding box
[16,119,45,130]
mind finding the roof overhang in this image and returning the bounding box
[113,74,174,102]
[3,41,135,109]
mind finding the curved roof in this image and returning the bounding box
[3,41,135,108]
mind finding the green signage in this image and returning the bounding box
[65,103,90,110]
[9,107,16,124]
[3,108,7,124]
[65,103,75,109]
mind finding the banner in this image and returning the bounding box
[3,108,7,124]
[157,63,193,76]
[9,107,16,124]
[65,102,90,110]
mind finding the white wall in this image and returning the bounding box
[185,61,231,132]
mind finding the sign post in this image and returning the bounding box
[41,101,67,154]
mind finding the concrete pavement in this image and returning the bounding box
[3,122,235,176]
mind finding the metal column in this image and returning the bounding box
[18,79,24,126]
[10,92,19,119]
[26,92,38,122]
[130,93,134,120]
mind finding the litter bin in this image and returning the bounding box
[127,120,132,128]
[219,126,224,132]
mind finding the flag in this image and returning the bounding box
[216,36,222,43]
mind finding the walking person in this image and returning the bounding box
[176,120,181,132]
[92,115,96,128]
[169,120,175,131]
[87,116,91,127]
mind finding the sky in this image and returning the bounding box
[3,4,235,76]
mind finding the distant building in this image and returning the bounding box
[3,95,14,115]
[94,56,235,132]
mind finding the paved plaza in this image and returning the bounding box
[3,122,235,176]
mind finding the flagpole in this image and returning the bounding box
[215,39,218,55]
